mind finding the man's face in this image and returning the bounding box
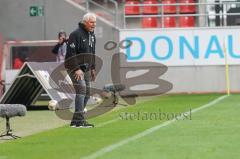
[84,17,96,32]
[59,34,66,41]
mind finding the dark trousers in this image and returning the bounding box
[68,70,90,123]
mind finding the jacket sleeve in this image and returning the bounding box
[52,43,60,55]
[64,32,79,71]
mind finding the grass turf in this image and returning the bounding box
[1,94,237,159]
[100,94,240,159]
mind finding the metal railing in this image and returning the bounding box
[123,1,240,29]
[85,0,118,26]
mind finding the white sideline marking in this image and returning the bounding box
[81,95,228,159]
[96,118,119,128]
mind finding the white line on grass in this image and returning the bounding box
[96,118,119,128]
[81,95,228,159]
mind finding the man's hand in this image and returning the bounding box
[91,69,96,81]
[74,69,84,81]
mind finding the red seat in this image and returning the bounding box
[143,0,158,14]
[179,16,195,27]
[13,57,24,69]
[125,0,140,15]
[161,16,176,28]
[142,17,158,28]
[179,0,196,13]
[162,0,176,14]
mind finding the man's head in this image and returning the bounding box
[58,31,67,44]
[82,13,96,32]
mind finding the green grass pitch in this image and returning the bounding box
[0,94,239,159]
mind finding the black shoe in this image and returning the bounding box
[70,121,77,128]
[83,121,94,128]
[75,121,94,128]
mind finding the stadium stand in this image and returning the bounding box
[143,0,158,14]
[72,0,240,29]
[142,17,158,28]
[179,16,195,27]
[179,0,196,13]
[125,0,140,15]
[161,16,177,28]
[162,0,177,14]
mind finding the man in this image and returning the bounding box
[52,31,67,62]
[65,13,97,128]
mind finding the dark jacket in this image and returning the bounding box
[52,41,67,54]
[65,23,96,72]
[52,43,61,55]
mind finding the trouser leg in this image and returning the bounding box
[84,71,91,108]
[68,71,87,124]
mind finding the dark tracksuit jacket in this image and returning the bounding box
[65,23,96,72]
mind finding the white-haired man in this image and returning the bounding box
[65,13,97,128]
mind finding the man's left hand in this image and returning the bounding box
[91,69,96,81]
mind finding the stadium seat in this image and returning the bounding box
[143,0,158,15]
[179,16,195,27]
[142,17,158,28]
[125,0,140,15]
[13,57,24,69]
[161,16,176,28]
[179,0,196,13]
[162,0,176,14]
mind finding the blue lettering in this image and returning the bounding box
[228,35,240,58]
[179,36,199,59]
[205,36,224,59]
[151,36,173,60]
[126,37,145,60]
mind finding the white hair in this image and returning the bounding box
[83,12,96,22]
